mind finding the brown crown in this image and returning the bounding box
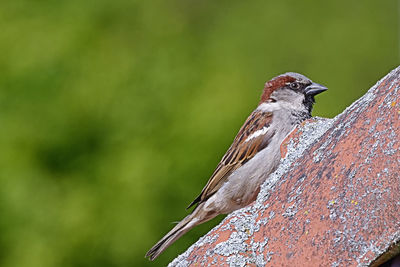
[259,75,296,104]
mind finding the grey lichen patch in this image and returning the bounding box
[269,210,275,219]
[214,232,248,256]
[327,199,339,221]
[326,199,400,267]
[257,237,269,253]
[358,231,400,267]
[282,203,298,218]
[368,234,400,267]
[226,254,247,267]
[171,260,190,267]
[255,253,268,266]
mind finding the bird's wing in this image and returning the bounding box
[187,110,275,209]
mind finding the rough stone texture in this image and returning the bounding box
[169,66,400,267]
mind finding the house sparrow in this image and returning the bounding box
[146,72,327,260]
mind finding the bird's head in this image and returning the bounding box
[259,72,327,114]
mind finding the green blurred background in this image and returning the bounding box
[0,0,398,266]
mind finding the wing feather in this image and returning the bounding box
[187,110,274,209]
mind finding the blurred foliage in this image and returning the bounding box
[0,0,398,266]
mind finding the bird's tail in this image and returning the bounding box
[145,204,215,261]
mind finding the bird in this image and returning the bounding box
[146,72,327,260]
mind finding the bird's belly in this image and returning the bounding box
[205,145,281,214]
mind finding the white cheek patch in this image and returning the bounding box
[257,102,282,112]
[245,126,269,142]
[257,95,306,112]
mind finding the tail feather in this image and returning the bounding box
[146,204,216,260]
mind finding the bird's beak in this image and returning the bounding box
[304,82,328,96]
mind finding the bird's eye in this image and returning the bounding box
[289,82,300,89]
